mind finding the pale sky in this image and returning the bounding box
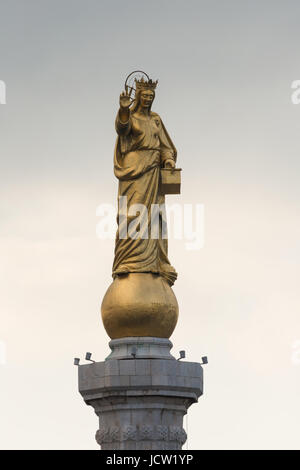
[1,0,300,449]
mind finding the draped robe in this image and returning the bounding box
[112,110,178,286]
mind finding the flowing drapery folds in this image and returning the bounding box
[113,111,178,286]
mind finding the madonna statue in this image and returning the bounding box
[101,74,180,339]
[113,77,178,286]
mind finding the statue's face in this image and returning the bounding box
[140,90,154,108]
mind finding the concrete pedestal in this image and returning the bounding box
[78,337,203,450]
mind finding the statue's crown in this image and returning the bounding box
[135,77,158,91]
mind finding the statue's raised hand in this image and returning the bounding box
[119,87,133,109]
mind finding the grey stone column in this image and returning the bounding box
[78,337,203,450]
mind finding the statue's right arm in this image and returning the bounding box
[115,109,132,136]
[119,106,130,124]
[116,91,132,136]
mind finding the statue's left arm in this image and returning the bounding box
[156,116,177,169]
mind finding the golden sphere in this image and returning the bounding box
[101,273,179,339]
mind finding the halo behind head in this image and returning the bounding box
[124,70,158,100]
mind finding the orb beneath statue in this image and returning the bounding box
[101,273,179,339]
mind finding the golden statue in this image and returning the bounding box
[101,72,181,339]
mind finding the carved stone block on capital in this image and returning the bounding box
[95,424,187,446]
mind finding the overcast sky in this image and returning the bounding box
[1,0,300,449]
